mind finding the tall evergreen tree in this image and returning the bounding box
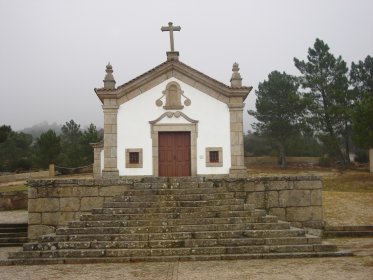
[59,120,83,167]
[350,55,373,149]
[248,71,306,167]
[34,129,61,168]
[294,38,352,165]
[0,128,33,172]
[0,125,12,143]
[80,124,101,164]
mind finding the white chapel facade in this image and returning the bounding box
[92,23,252,178]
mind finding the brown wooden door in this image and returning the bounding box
[159,132,191,177]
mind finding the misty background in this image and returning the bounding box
[1,0,372,133]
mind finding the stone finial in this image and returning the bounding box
[230,62,242,87]
[103,63,116,90]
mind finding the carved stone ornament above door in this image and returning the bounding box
[155,81,191,110]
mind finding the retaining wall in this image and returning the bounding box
[27,176,324,240]
[219,176,324,230]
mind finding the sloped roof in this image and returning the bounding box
[95,59,252,104]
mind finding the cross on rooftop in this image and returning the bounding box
[161,22,181,52]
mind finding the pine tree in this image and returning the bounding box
[294,39,352,165]
[248,71,306,167]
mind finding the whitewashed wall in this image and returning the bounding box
[115,77,231,176]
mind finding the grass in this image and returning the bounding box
[323,171,373,192]
[0,184,28,193]
[247,164,373,193]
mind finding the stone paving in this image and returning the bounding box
[0,238,372,280]
[0,210,28,224]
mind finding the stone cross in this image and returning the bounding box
[161,22,181,52]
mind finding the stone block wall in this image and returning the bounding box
[27,179,133,240]
[221,176,324,229]
[27,176,324,241]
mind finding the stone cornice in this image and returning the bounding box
[95,60,252,105]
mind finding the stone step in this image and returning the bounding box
[134,179,210,187]
[71,217,279,228]
[10,243,338,260]
[0,232,27,238]
[79,210,266,221]
[79,213,278,223]
[25,236,322,251]
[41,227,306,243]
[0,223,28,229]
[104,199,245,209]
[3,251,353,265]
[66,221,290,232]
[0,227,28,234]
[0,237,28,243]
[112,193,236,202]
[323,225,373,238]
[0,223,28,247]
[324,231,373,238]
[56,222,291,235]
[113,186,229,197]
[104,200,208,208]
[0,243,25,247]
[55,227,305,239]
[92,204,246,215]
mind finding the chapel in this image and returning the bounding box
[92,22,252,178]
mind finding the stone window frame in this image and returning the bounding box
[125,148,143,168]
[205,147,223,167]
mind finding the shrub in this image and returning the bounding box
[319,156,331,167]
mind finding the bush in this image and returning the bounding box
[319,156,331,167]
[354,150,369,163]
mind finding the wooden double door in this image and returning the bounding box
[158,132,191,177]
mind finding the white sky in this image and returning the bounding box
[0,0,372,132]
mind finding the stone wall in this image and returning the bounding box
[27,179,134,240]
[221,176,324,230]
[27,176,324,240]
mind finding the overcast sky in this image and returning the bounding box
[1,0,372,133]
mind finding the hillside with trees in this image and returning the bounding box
[0,120,102,172]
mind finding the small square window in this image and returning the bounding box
[209,151,219,163]
[126,148,143,168]
[129,152,139,164]
[205,147,223,167]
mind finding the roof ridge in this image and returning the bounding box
[97,59,250,93]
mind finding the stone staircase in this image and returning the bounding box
[324,225,373,238]
[0,223,28,247]
[4,179,350,265]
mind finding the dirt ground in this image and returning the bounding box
[323,191,373,226]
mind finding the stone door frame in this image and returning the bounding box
[150,123,197,176]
